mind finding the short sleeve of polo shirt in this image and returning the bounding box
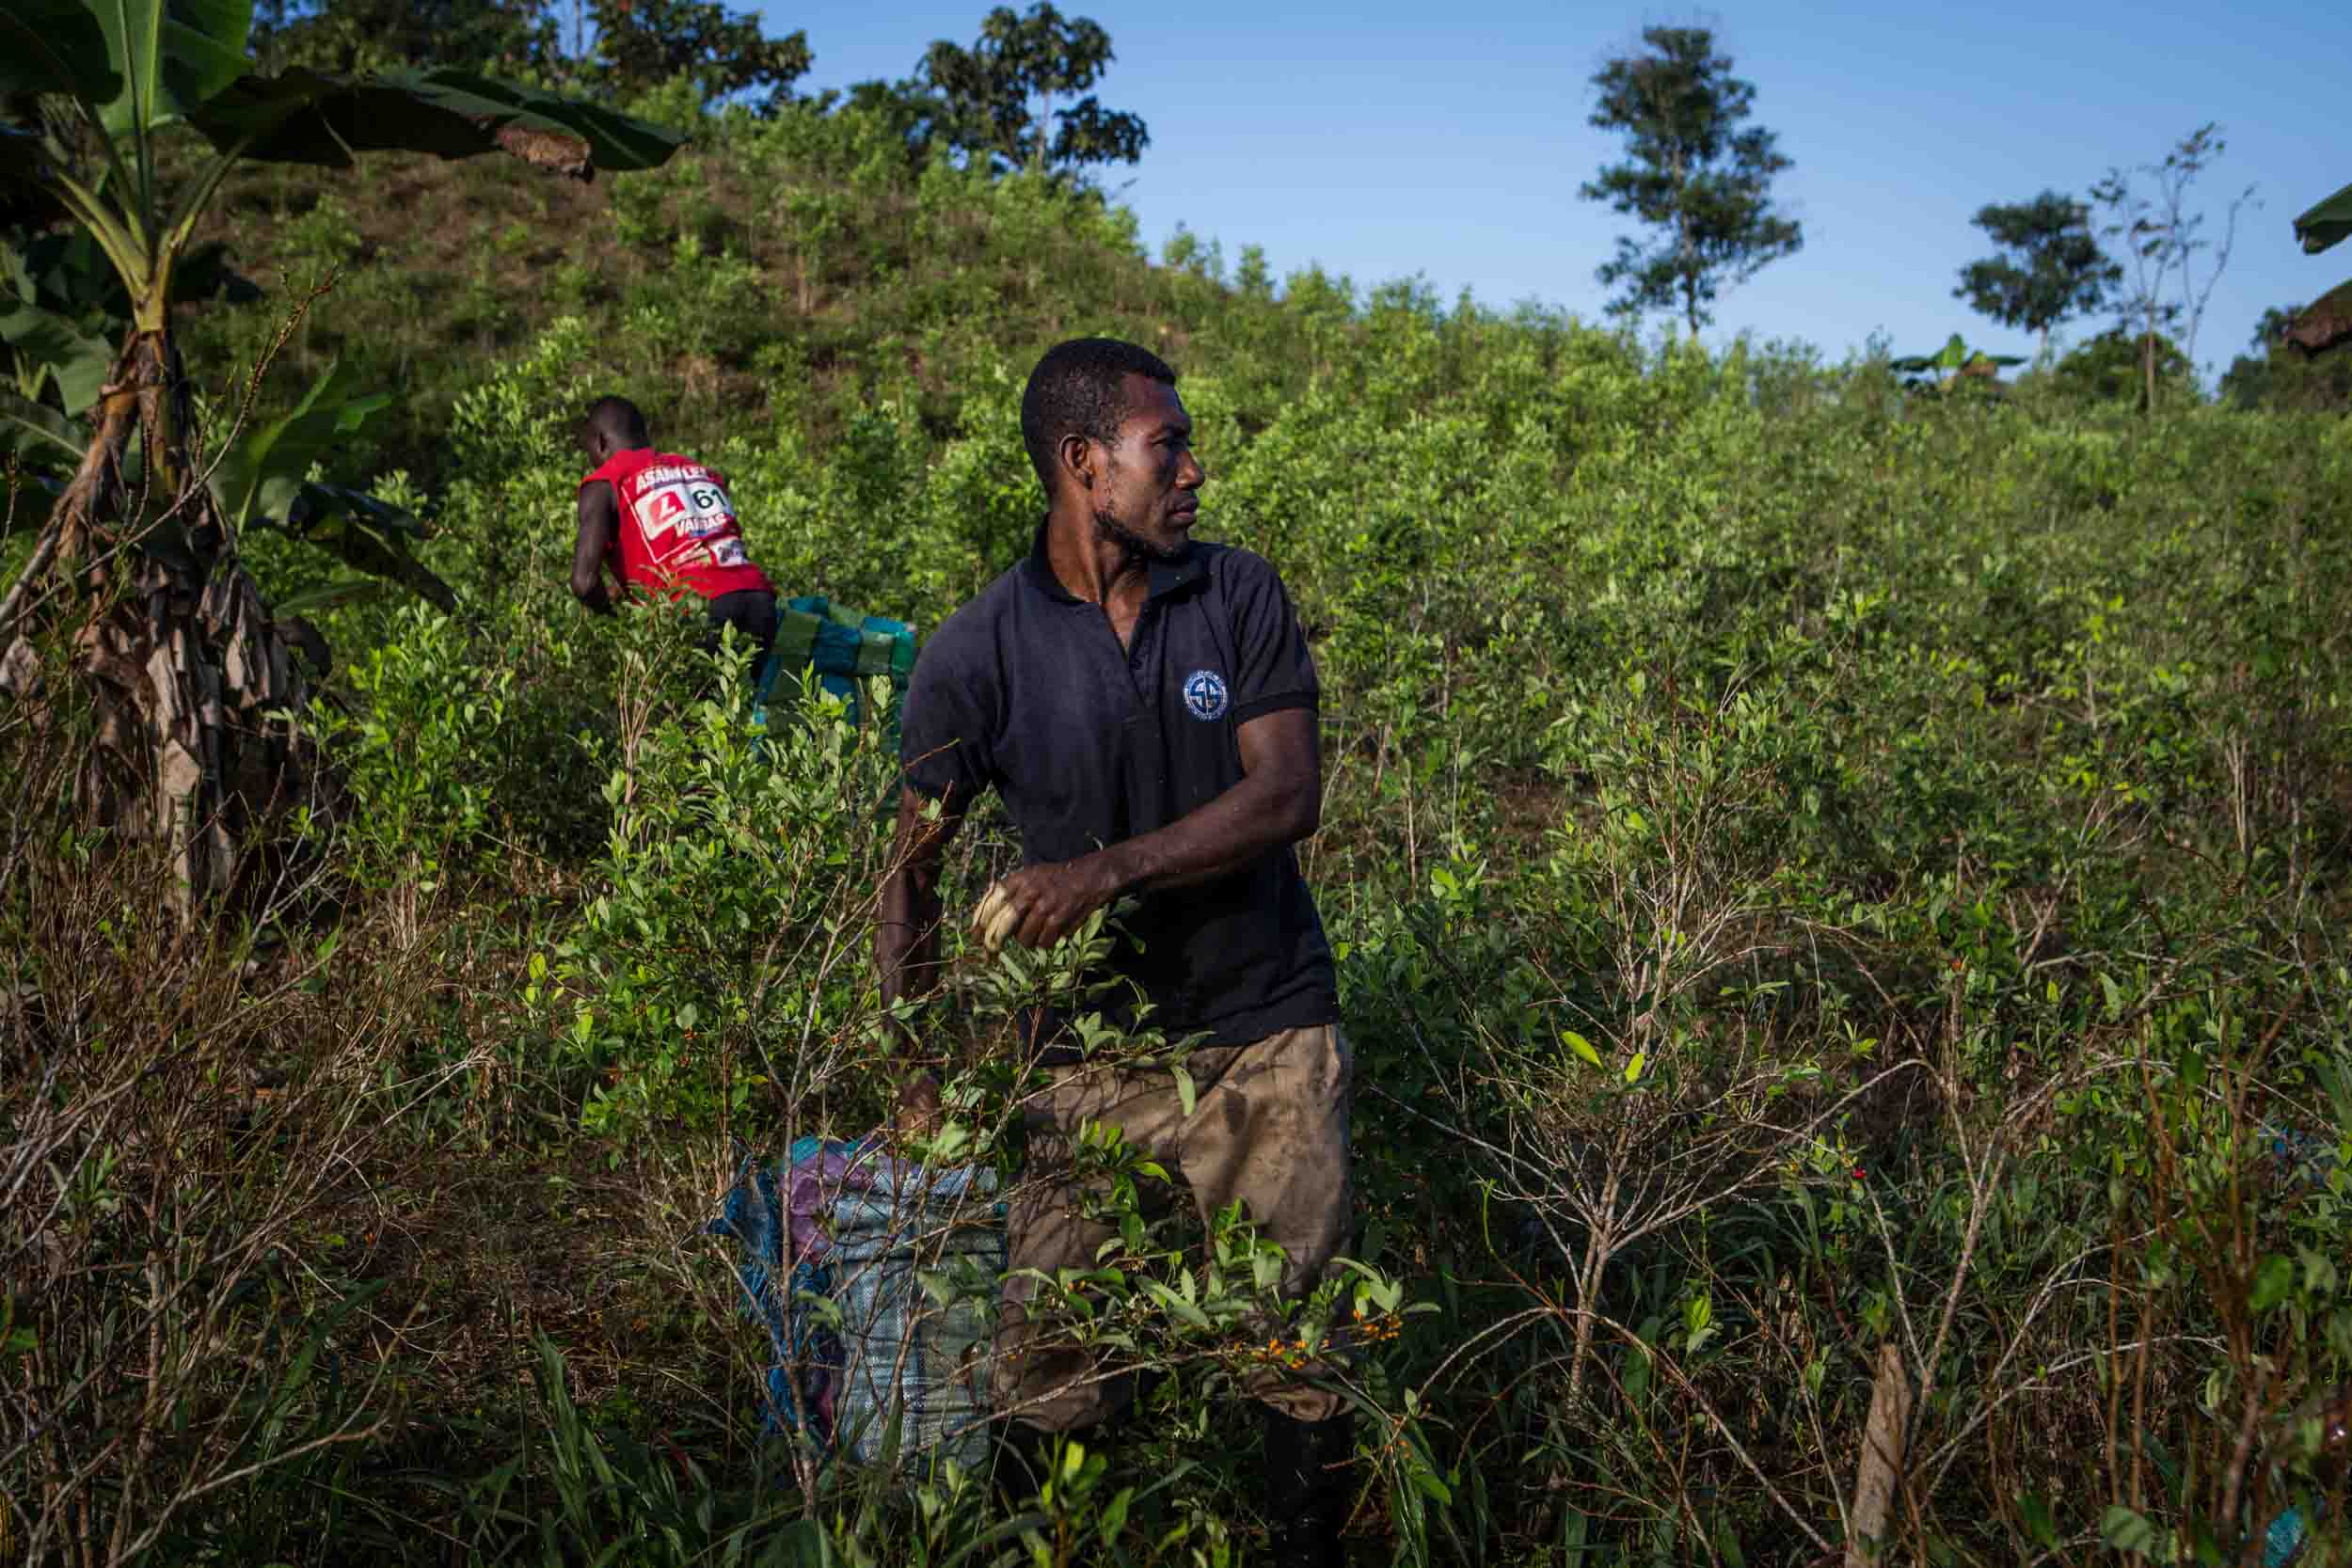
[898,612,997,805]
[1223,551,1318,725]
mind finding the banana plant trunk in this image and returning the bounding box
[13,324,321,913]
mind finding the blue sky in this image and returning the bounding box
[759,1,2343,379]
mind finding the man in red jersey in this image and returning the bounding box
[572,395,779,669]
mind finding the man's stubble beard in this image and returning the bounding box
[1092,504,1188,565]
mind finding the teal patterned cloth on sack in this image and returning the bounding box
[708,1137,1003,1472]
[754,595,917,750]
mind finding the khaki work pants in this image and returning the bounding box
[993,1023,1354,1431]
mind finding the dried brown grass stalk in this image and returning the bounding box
[0,712,440,1566]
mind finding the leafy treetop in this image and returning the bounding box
[585,0,811,110]
[916,3,1147,177]
[1578,25,1801,335]
[1952,191,2120,357]
[249,0,559,77]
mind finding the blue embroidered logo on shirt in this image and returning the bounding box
[1182,669,1230,721]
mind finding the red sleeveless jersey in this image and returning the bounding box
[581,448,772,601]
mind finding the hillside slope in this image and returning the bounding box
[182,100,1348,492]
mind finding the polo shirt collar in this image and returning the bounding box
[1022,520,1207,604]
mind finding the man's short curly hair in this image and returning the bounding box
[579,394,649,452]
[1020,338,1179,495]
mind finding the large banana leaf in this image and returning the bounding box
[88,0,253,137]
[2287,180,2352,356]
[0,388,89,463]
[202,361,454,610]
[0,0,119,102]
[1,306,113,415]
[280,483,456,612]
[2,0,681,182]
[189,66,688,178]
[205,359,385,533]
[2294,181,2352,256]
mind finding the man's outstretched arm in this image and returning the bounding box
[990,705,1320,951]
[572,483,620,615]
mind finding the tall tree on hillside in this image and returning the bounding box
[918,3,1147,178]
[586,0,810,109]
[249,0,559,75]
[1952,191,2120,359]
[1578,25,1801,335]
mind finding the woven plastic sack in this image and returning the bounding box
[708,1137,1002,1472]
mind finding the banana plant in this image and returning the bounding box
[1889,332,2025,394]
[2287,180,2352,357]
[3,229,255,416]
[204,359,457,614]
[0,0,684,908]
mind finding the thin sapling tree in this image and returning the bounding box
[2090,123,2256,411]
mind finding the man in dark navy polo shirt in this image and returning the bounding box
[876,339,1352,1566]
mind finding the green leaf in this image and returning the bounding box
[1563,1029,1602,1069]
[0,389,90,463]
[2295,179,2352,256]
[1625,1050,1645,1085]
[0,0,120,102]
[92,0,255,138]
[2017,1491,2059,1548]
[1,305,114,416]
[206,359,384,531]
[1096,1485,1132,1544]
[188,66,688,178]
[2250,1253,2296,1314]
[2101,1504,2160,1556]
[260,481,456,613]
[1172,1065,1196,1118]
[1138,1278,1210,1331]
[0,243,29,304]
